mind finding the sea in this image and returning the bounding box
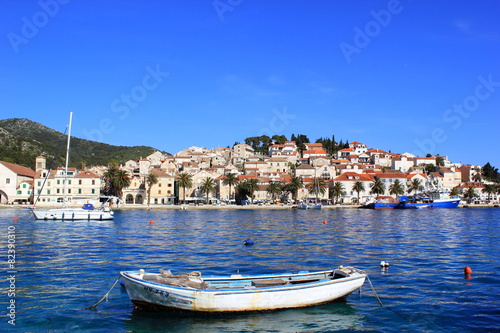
[1,207,499,332]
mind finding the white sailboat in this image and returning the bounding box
[297,173,323,210]
[32,112,114,220]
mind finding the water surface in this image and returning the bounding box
[1,208,499,332]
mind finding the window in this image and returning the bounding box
[91,189,95,194]
[57,180,60,185]
[17,190,21,195]
[6,178,10,184]
[92,180,95,185]
[78,189,82,194]
[22,184,27,188]
[79,180,82,185]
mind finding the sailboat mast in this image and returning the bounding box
[63,112,73,203]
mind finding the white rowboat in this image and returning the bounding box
[120,267,366,313]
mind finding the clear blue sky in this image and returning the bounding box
[2,1,499,168]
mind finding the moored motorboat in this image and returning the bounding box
[297,201,323,210]
[395,192,460,209]
[120,266,366,313]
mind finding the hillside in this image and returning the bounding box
[0,118,165,169]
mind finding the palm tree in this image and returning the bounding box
[389,179,405,201]
[200,177,215,204]
[244,178,260,203]
[450,187,460,197]
[482,184,496,201]
[285,176,303,203]
[465,186,477,204]
[266,181,282,203]
[222,173,238,203]
[146,171,159,206]
[370,177,385,196]
[408,178,423,194]
[329,181,345,204]
[472,167,482,182]
[352,181,365,204]
[177,172,193,204]
[103,166,131,199]
[308,178,327,199]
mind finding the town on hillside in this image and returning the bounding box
[1,141,499,207]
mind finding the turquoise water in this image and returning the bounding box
[1,208,499,332]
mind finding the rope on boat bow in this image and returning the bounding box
[86,277,121,310]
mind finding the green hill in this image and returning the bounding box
[0,118,166,169]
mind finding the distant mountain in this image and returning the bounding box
[0,118,166,169]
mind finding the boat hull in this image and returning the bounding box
[120,268,366,313]
[32,208,114,220]
[297,203,323,210]
[395,199,460,209]
[364,202,399,209]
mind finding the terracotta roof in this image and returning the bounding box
[296,164,314,169]
[0,161,36,178]
[367,148,387,153]
[334,172,373,181]
[75,170,100,178]
[374,173,407,179]
[237,175,258,181]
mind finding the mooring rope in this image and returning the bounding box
[366,274,384,306]
[86,277,121,310]
[365,274,416,323]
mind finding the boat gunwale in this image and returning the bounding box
[120,270,367,295]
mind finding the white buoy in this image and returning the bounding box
[380,261,389,267]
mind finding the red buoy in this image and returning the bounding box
[149,220,154,225]
[323,220,328,224]
[464,266,472,274]
[13,217,19,221]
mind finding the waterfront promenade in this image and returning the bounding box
[2,203,499,210]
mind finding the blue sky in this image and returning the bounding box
[2,1,500,168]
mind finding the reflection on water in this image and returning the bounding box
[125,302,363,333]
[0,207,499,332]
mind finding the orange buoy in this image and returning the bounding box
[464,266,472,274]
[323,220,328,224]
[149,220,154,225]
[13,217,19,221]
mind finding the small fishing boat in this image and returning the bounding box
[120,266,366,313]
